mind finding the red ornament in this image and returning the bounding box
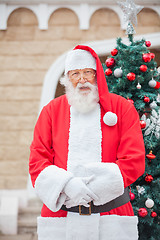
[154,81,160,89]
[142,53,151,63]
[127,99,134,104]
[145,174,153,183]
[145,41,151,47]
[140,65,148,72]
[144,96,150,103]
[140,120,146,129]
[127,72,136,81]
[138,208,148,217]
[151,212,157,218]
[150,53,155,59]
[105,68,112,76]
[111,49,118,56]
[146,151,156,160]
[105,58,115,68]
[129,192,135,201]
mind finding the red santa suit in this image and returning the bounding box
[29,45,145,240]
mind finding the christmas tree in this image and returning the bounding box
[103,1,160,239]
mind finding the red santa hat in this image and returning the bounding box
[65,45,118,126]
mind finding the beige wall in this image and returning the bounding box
[0,7,159,189]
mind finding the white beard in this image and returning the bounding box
[60,77,99,113]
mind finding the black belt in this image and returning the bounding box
[61,188,130,215]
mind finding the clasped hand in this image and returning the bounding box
[63,176,98,208]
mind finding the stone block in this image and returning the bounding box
[34,26,64,40]
[0,189,28,209]
[64,26,81,40]
[138,9,160,26]
[0,130,32,146]
[19,130,33,146]
[0,26,36,41]
[19,40,76,56]
[21,41,50,56]
[0,55,55,70]
[8,7,38,27]
[46,40,76,55]
[0,42,21,55]
[0,71,45,86]
[136,27,160,35]
[90,8,119,26]
[49,8,78,26]
[17,56,54,70]
[94,26,122,39]
[0,176,27,189]
[0,197,18,234]
[0,86,42,100]
[32,233,38,240]
[0,116,36,131]
[0,234,32,240]
[0,161,28,176]
[0,101,39,116]
[0,146,30,161]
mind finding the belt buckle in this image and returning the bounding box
[79,202,91,215]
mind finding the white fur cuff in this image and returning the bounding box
[35,165,73,212]
[84,162,124,205]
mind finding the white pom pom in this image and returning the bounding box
[145,198,154,208]
[114,68,123,78]
[103,112,118,126]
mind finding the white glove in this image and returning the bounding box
[84,162,124,206]
[63,176,98,208]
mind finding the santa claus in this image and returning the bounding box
[29,45,145,240]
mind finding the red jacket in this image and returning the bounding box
[29,45,145,219]
[29,93,145,218]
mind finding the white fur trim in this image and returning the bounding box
[37,216,66,240]
[67,104,102,175]
[66,212,100,240]
[103,111,118,126]
[67,104,123,205]
[37,215,138,240]
[83,162,124,205]
[35,165,73,212]
[100,215,138,240]
[65,49,96,74]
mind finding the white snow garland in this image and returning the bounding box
[141,109,160,139]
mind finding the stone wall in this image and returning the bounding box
[0,7,159,189]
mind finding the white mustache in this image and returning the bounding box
[76,82,94,90]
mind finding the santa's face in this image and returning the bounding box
[60,70,98,113]
[68,68,96,94]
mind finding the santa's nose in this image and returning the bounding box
[79,75,87,84]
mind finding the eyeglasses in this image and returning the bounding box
[69,69,96,82]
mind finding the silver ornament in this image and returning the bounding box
[117,0,143,26]
[136,83,141,89]
[126,22,136,35]
[145,198,154,209]
[149,79,156,88]
[114,68,123,78]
